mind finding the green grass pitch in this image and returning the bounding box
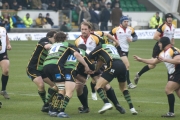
[0,40,180,120]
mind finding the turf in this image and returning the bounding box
[0,40,180,120]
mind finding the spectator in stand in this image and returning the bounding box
[62,0,75,10]
[75,1,84,16]
[110,3,122,28]
[0,13,13,32]
[94,3,101,15]
[2,2,9,10]
[11,0,22,11]
[32,0,42,10]
[23,13,33,28]
[106,2,112,11]
[99,0,106,8]
[45,13,54,27]
[111,0,120,9]
[15,0,28,9]
[78,6,91,26]
[48,1,58,12]
[60,21,71,32]
[87,1,92,11]
[35,13,47,28]
[11,14,26,28]
[100,5,110,31]
[41,0,49,10]
[105,0,112,4]
[149,12,163,29]
[26,0,32,9]
[89,7,99,30]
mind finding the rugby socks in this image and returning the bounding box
[97,88,109,103]
[49,93,57,111]
[167,94,175,113]
[83,85,89,108]
[78,93,88,109]
[90,82,96,93]
[60,96,70,112]
[52,93,64,112]
[138,65,150,77]
[126,70,131,85]
[1,75,9,91]
[83,85,88,99]
[123,90,133,109]
[106,87,119,106]
[45,87,57,103]
[38,91,46,103]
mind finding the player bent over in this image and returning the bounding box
[88,44,138,115]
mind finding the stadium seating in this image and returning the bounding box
[120,0,147,12]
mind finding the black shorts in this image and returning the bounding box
[43,64,65,82]
[26,67,47,80]
[152,42,161,58]
[0,51,9,61]
[116,46,129,57]
[64,68,78,82]
[168,70,180,84]
[101,59,127,83]
[77,68,88,78]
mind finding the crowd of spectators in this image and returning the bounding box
[0,0,123,32]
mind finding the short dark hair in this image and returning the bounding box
[78,44,87,51]
[54,31,67,42]
[46,31,57,38]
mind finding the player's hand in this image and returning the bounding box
[133,55,142,62]
[157,56,166,62]
[7,44,12,50]
[127,37,132,42]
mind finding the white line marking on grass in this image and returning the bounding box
[8,92,180,106]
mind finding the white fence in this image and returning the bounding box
[8,28,180,41]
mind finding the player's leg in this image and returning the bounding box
[121,55,136,89]
[134,42,160,85]
[95,76,113,114]
[116,60,137,115]
[49,82,65,117]
[57,69,76,118]
[90,78,97,100]
[104,84,125,114]
[0,59,10,99]
[161,81,179,117]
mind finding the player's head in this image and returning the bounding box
[46,30,57,43]
[120,16,129,28]
[158,37,170,50]
[165,13,173,24]
[54,31,67,43]
[80,21,92,38]
[78,44,87,51]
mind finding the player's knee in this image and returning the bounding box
[148,64,156,69]
[2,68,9,76]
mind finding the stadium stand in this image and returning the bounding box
[0,0,179,32]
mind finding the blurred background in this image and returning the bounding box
[0,0,179,33]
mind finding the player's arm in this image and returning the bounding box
[159,55,180,64]
[6,34,12,50]
[95,58,104,71]
[133,55,160,65]
[84,54,95,71]
[153,24,164,41]
[88,44,102,60]
[128,27,138,42]
[44,44,52,50]
[131,32,138,42]
[104,32,119,45]
[74,51,90,73]
[69,44,91,73]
